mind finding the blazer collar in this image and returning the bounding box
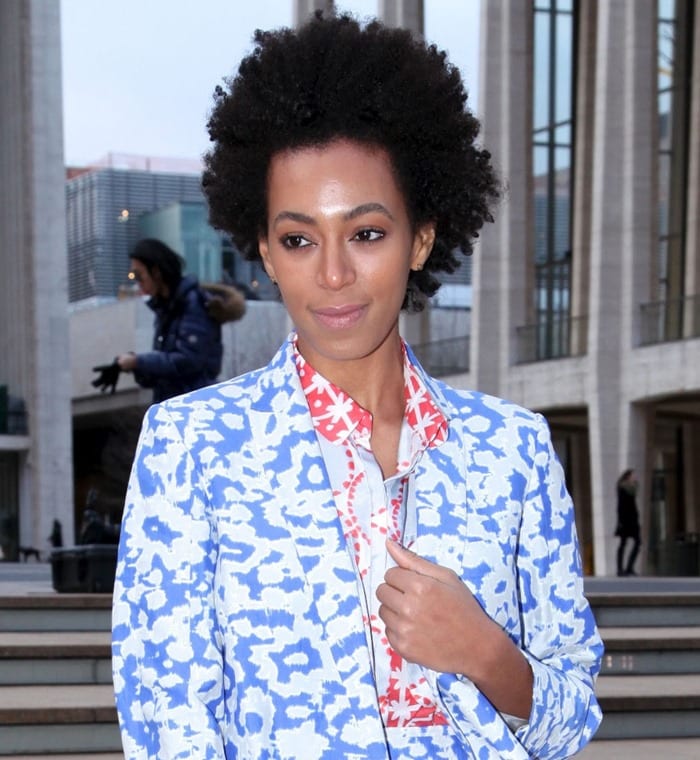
[250,335,471,575]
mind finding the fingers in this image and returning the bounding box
[386,539,457,585]
[375,585,401,630]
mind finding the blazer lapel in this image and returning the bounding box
[247,342,383,718]
[413,435,469,574]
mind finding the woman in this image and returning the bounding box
[112,14,602,759]
[116,238,244,402]
[616,468,641,576]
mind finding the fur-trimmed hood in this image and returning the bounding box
[200,282,247,324]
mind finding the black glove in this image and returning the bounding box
[91,361,121,394]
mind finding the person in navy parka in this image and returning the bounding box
[116,238,244,402]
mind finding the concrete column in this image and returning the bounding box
[378,0,423,33]
[379,1,430,349]
[471,0,532,395]
[570,2,597,343]
[621,403,653,572]
[0,1,74,549]
[684,1,700,333]
[587,0,656,574]
[294,0,335,26]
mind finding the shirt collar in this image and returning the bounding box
[294,337,448,448]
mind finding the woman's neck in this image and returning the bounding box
[311,338,405,418]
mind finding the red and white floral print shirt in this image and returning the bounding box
[295,342,450,729]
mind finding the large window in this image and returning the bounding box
[531,0,577,360]
[654,0,693,338]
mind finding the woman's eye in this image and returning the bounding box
[354,228,384,243]
[281,234,311,249]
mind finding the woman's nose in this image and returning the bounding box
[316,243,355,289]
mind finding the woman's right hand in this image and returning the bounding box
[116,352,137,372]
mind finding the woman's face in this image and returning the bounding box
[129,258,159,297]
[259,139,434,375]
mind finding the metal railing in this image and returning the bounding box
[515,315,588,364]
[639,295,700,345]
[411,336,470,377]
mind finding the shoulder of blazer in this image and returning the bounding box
[143,340,298,469]
[403,342,542,431]
[159,336,298,419]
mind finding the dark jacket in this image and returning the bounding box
[133,275,243,403]
[616,483,640,539]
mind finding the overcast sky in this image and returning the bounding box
[60,0,482,167]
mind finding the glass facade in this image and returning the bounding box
[66,168,277,304]
[656,0,693,339]
[531,0,577,359]
[140,202,224,284]
[139,202,275,300]
[66,169,205,303]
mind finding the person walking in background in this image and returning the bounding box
[112,13,602,759]
[616,468,641,576]
[48,519,63,549]
[113,238,245,402]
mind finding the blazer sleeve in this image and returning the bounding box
[512,415,603,757]
[112,404,225,759]
[432,413,602,759]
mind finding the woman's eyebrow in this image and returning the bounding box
[345,202,395,221]
[272,210,316,226]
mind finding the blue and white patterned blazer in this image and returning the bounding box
[112,336,603,759]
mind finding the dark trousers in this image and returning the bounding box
[617,534,641,575]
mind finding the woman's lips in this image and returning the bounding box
[313,304,366,329]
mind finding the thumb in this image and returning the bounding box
[386,539,438,577]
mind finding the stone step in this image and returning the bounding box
[579,737,700,759]
[588,591,700,627]
[5,741,700,760]
[0,594,111,633]
[0,655,699,749]
[595,673,700,740]
[2,756,122,760]
[599,625,700,674]
[0,684,120,755]
[0,631,111,685]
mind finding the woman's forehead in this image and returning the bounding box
[267,140,400,197]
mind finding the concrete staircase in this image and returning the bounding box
[579,582,700,756]
[1,568,700,757]
[0,592,121,757]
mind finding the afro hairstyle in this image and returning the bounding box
[202,12,499,312]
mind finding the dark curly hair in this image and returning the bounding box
[203,12,499,312]
[130,238,183,294]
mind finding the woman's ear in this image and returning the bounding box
[258,237,277,283]
[410,223,436,271]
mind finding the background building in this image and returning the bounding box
[299,0,700,578]
[469,0,699,576]
[0,1,74,559]
[66,162,276,306]
[2,0,698,577]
